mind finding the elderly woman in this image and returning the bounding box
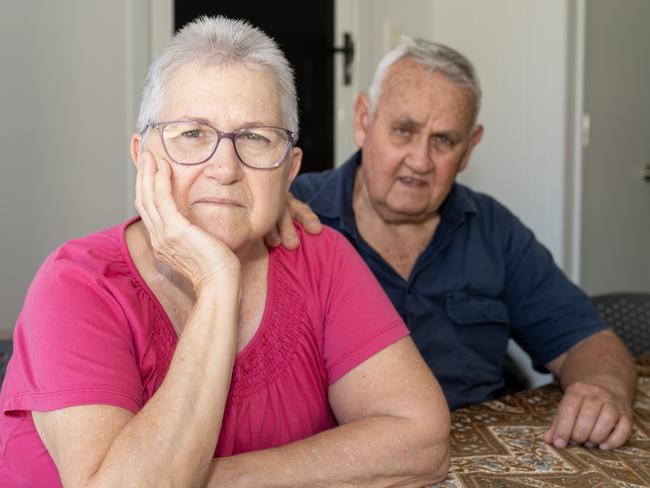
[0,16,449,487]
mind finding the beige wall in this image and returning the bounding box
[335,0,570,269]
[0,0,166,332]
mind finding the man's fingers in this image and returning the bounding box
[543,412,559,444]
[569,397,603,444]
[267,193,305,250]
[545,384,632,451]
[288,194,322,235]
[264,229,282,248]
[548,394,583,448]
[586,402,619,446]
[277,205,299,249]
[302,215,323,234]
[599,412,632,450]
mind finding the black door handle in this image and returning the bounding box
[332,32,355,85]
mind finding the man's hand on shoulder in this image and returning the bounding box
[264,193,323,249]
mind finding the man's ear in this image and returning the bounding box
[353,93,371,148]
[130,133,143,167]
[458,124,484,173]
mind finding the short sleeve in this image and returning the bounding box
[501,211,608,368]
[316,229,409,383]
[3,247,143,415]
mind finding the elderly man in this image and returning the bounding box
[277,37,636,451]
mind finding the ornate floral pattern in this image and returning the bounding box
[432,357,650,487]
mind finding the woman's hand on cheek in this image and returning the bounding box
[135,151,241,292]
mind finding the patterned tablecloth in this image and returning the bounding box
[433,356,650,487]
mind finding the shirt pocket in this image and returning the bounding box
[445,294,510,326]
[444,293,511,371]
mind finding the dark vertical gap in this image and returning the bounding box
[174,2,334,173]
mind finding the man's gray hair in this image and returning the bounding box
[368,37,482,125]
[136,16,298,135]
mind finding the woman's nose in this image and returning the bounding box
[203,136,243,183]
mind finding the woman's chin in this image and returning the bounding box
[206,226,246,249]
[191,220,253,254]
[187,207,270,256]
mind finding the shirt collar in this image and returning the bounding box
[308,150,361,235]
[439,180,479,226]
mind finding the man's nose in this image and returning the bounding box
[204,136,243,183]
[406,137,434,173]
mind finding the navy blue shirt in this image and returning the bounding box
[291,151,607,409]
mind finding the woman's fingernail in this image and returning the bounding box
[599,443,610,450]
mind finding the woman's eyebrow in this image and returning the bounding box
[177,116,274,128]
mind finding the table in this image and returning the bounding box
[433,355,650,487]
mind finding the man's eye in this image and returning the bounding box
[393,127,411,137]
[437,135,451,145]
[433,135,456,151]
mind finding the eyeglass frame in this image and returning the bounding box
[144,120,297,170]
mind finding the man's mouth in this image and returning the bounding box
[398,176,426,187]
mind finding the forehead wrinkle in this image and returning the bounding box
[379,59,476,135]
[380,58,474,119]
[162,62,282,130]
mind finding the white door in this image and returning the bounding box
[580,0,650,295]
[333,0,434,166]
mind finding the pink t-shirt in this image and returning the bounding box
[0,219,408,487]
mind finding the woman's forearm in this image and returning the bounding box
[88,282,240,488]
[207,413,450,488]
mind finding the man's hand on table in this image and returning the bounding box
[543,330,637,451]
[264,193,323,249]
[542,380,633,451]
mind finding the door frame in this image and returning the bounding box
[568,0,586,284]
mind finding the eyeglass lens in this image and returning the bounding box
[160,122,290,168]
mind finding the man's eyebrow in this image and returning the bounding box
[390,115,465,140]
[433,129,462,139]
[392,116,421,129]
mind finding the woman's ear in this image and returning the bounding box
[286,147,303,187]
[130,133,143,167]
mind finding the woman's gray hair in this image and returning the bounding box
[136,16,298,135]
[368,37,482,125]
